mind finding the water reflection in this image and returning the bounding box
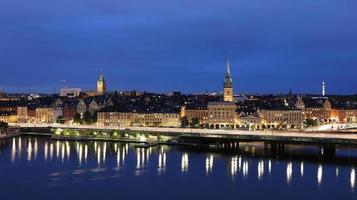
[205,155,213,174]
[181,153,189,173]
[27,138,32,162]
[158,146,166,174]
[317,165,323,186]
[230,156,238,177]
[257,160,264,180]
[242,160,249,178]
[351,168,355,191]
[11,138,16,162]
[2,136,357,193]
[300,162,304,177]
[44,142,48,161]
[268,160,272,174]
[286,162,292,184]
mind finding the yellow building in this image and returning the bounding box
[17,106,28,123]
[261,109,304,129]
[35,108,54,123]
[208,102,237,129]
[0,112,17,123]
[180,105,209,125]
[97,112,180,127]
[305,100,331,121]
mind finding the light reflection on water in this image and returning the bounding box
[2,136,357,196]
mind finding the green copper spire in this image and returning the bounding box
[224,56,233,88]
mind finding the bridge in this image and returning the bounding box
[10,123,357,146]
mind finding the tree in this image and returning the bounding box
[73,113,82,124]
[191,118,200,128]
[83,111,93,125]
[56,116,65,124]
[181,116,189,128]
[0,121,9,135]
[305,118,318,127]
[92,112,98,124]
[262,124,267,129]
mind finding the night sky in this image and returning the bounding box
[0,0,356,94]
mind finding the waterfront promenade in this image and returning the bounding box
[9,123,357,145]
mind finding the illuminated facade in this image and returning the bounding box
[97,73,107,96]
[261,109,304,129]
[97,112,180,127]
[17,106,28,123]
[35,107,62,123]
[0,112,17,123]
[208,102,238,129]
[305,99,331,121]
[180,105,209,125]
[330,109,357,123]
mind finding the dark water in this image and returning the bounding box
[0,136,357,200]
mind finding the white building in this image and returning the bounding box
[60,88,81,98]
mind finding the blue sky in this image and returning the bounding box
[0,0,356,94]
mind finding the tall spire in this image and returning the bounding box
[226,55,231,75]
[223,55,234,102]
[99,72,104,81]
[224,55,233,88]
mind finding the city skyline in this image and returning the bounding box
[1,0,356,94]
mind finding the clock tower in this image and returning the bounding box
[97,73,107,95]
[223,57,233,102]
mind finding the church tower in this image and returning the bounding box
[97,73,107,95]
[223,57,234,102]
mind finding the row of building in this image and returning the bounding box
[0,98,104,124]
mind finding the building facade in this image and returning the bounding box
[208,102,237,129]
[0,111,17,123]
[60,88,81,98]
[180,105,209,125]
[17,106,28,123]
[97,112,180,127]
[261,109,304,129]
[35,108,55,123]
[305,100,331,121]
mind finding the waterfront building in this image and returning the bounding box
[330,109,357,123]
[98,112,132,127]
[180,105,209,126]
[238,111,262,130]
[97,73,107,96]
[0,111,17,123]
[35,107,55,123]
[208,101,238,129]
[60,88,81,98]
[223,57,234,102]
[305,99,331,121]
[261,109,304,129]
[97,112,180,127]
[17,106,28,123]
